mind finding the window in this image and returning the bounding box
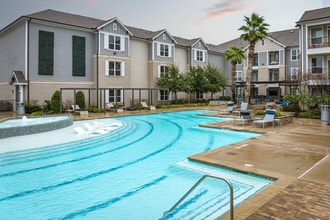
[261,40,264,46]
[158,43,169,57]
[311,27,323,45]
[253,53,258,66]
[311,57,323,73]
[291,49,299,61]
[113,23,117,31]
[252,70,258,82]
[38,30,54,75]
[311,88,322,97]
[196,92,204,100]
[105,60,125,76]
[194,49,205,62]
[162,33,166,40]
[105,34,124,51]
[235,71,242,81]
[159,90,169,101]
[106,89,122,103]
[158,65,168,78]
[269,51,279,65]
[269,69,279,81]
[72,36,86,76]
[290,68,298,80]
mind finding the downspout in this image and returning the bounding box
[96,29,99,107]
[25,18,31,103]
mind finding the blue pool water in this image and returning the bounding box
[0,110,273,219]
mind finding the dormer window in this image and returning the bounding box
[104,34,125,51]
[157,43,171,57]
[194,49,206,62]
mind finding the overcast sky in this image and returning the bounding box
[0,0,329,45]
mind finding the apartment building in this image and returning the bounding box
[217,29,299,102]
[296,7,330,95]
[0,9,221,111]
[0,7,328,112]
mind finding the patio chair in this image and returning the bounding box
[218,101,234,114]
[141,101,156,110]
[70,105,89,116]
[233,102,248,115]
[233,110,253,126]
[252,109,276,128]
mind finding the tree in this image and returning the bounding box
[189,66,209,100]
[50,90,61,113]
[239,13,269,105]
[75,91,86,110]
[224,46,246,103]
[204,63,227,99]
[157,64,185,102]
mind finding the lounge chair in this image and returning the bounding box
[233,102,248,115]
[233,110,253,126]
[106,103,124,112]
[141,101,156,110]
[70,104,89,116]
[218,101,234,114]
[252,109,276,128]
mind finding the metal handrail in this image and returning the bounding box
[163,174,234,220]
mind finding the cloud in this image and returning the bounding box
[198,0,255,25]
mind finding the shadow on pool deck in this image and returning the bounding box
[1,109,330,219]
[190,113,330,220]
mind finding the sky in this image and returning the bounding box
[0,0,329,45]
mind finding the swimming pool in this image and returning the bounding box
[0,110,273,219]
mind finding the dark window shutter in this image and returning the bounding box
[72,36,86,76]
[38,31,54,75]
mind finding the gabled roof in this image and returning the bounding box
[97,17,133,36]
[296,7,330,24]
[216,28,299,53]
[8,71,28,85]
[25,9,104,29]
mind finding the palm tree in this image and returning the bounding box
[239,13,269,105]
[224,46,246,103]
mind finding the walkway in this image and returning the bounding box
[190,114,330,220]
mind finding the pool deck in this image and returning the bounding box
[1,108,330,219]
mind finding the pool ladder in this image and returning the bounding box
[163,174,234,220]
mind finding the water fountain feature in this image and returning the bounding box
[0,115,73,139]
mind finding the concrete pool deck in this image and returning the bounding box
[1,108,329,219]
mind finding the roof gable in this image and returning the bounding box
[97,17,133,36]
[297,7,330,23]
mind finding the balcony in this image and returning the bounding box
[308,36,329,49]
[305,68,330,85]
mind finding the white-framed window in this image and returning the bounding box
[105,60,125,76]
[261,39,264,46]
[311,27,323,45]
[194,49,206,62]
[113,23,117,31]
[235,71,243,81]
[162,33,166,40]
[196,92,204,100]
[104,33,125,51]
[269,69,279,81]
[157,43,171,57]
[311,57,323,73]
[158,65,169,78]
[159,90,170,101]
[252,70,258,82]
[290,68,298,80]
[106,89,123,103]
[291,49,299,61]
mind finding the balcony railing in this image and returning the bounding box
[308,36,329,48]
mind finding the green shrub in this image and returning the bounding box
[50,90,61,113]
[32,111,44,116]
[254,110,264,115]
[219,96,231,101]
[298,110,321,119]
[88,107,104,113]
[24,103,43,114]
[75,91,86,110]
